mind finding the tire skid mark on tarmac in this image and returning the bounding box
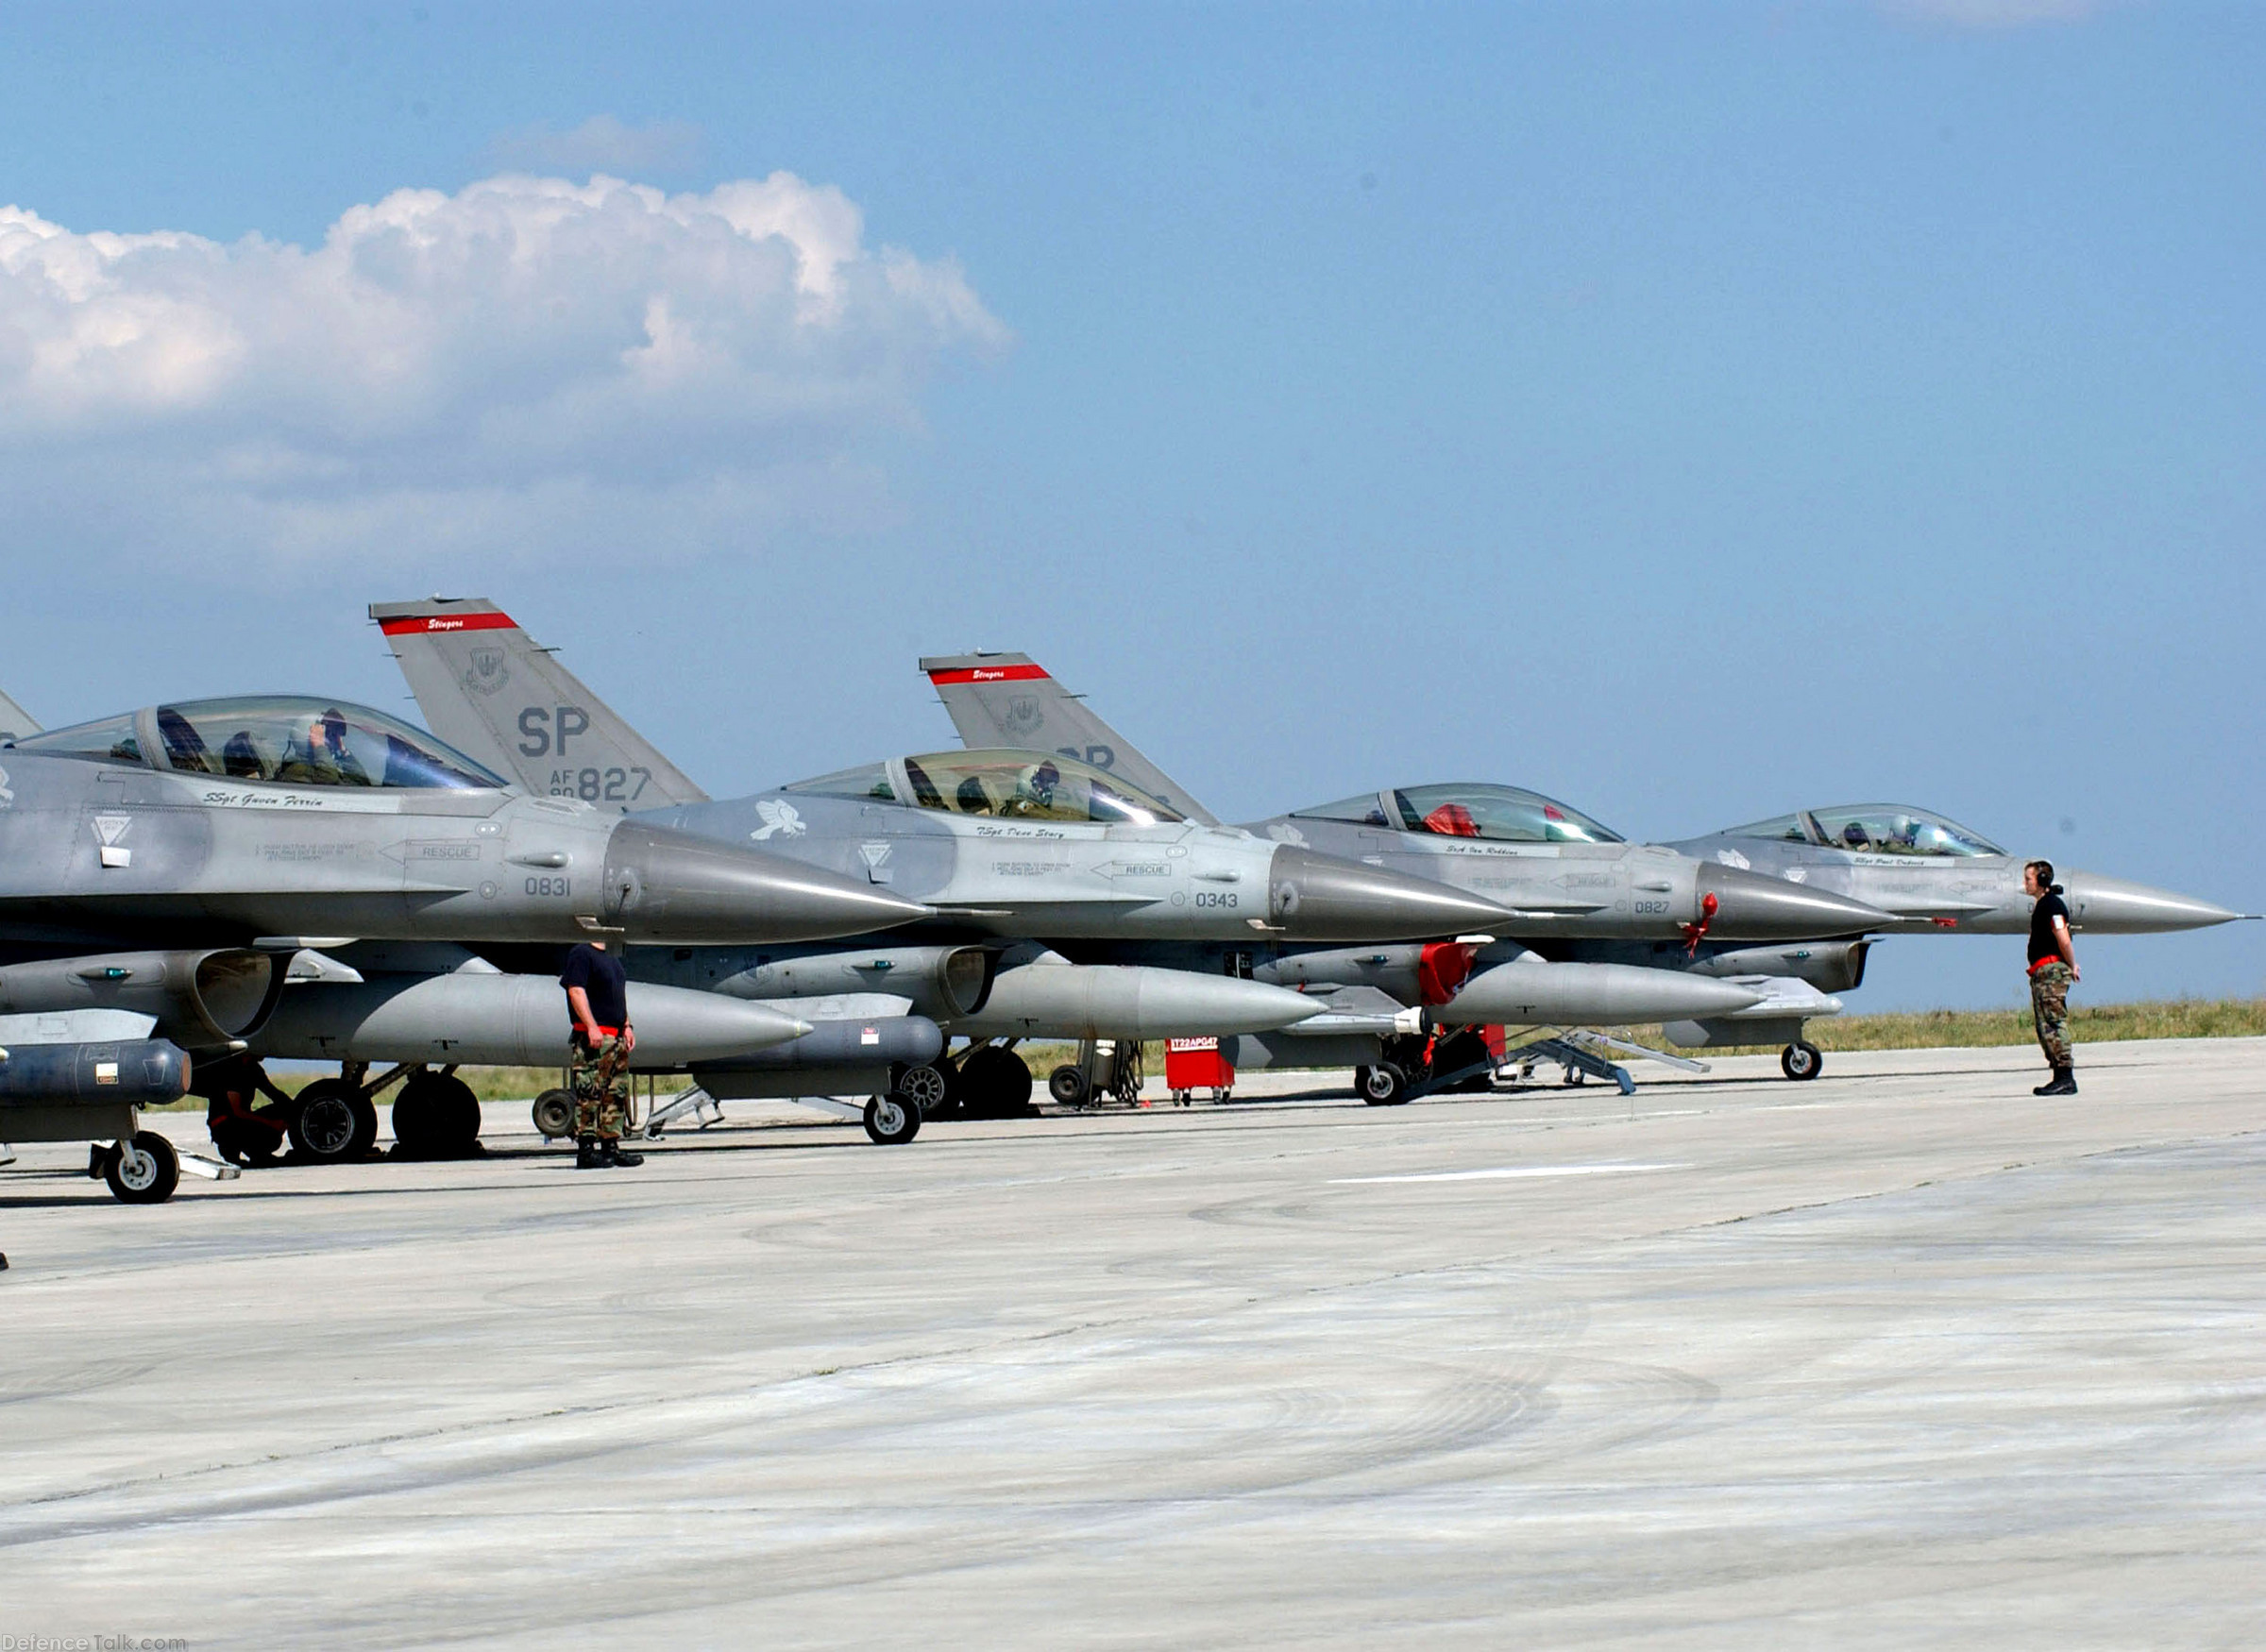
[0,1251,1632,1555]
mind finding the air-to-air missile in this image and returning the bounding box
[0,693,930,1196]
[373,598,1756,1120]
[918,650,1894,1101]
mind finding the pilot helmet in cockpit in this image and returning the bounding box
[1017,759,1061,813]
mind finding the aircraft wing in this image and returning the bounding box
[370,598,709,812]
[0,688,42,741]
[919,651,1222,827]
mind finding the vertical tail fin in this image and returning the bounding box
[370,598,709,811]
[0,689,41,741]
[918,651,1218,825]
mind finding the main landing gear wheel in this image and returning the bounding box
[1357,1063,1409,1106]
[863,1093,922,1145]
[103,1132,180,1204]
[393,1072,484,1158]
[893,1063,951,1118]
[1047,1064,1089,1106]
[532,1089,577,1139]
[1781,1040,1823,1081]
[290,1079,376,1164]
[957,1046,1034,1118]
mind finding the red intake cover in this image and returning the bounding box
[1417,941,1480,1006]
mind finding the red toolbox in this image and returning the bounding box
[1164,1037,1235,1103]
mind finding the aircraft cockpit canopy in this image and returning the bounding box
[11,697,507,790]
[1721,805,2004,858]
[785,750,1187,827]
[1292,784,1624,845]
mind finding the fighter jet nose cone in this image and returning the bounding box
[1267,845,1514,942]
[601,821,931,943]
[2059,871,2246,934]
[1700,864,1891,939]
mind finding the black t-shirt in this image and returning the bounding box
[2028,892,2072,967]
[560,943,629,1030]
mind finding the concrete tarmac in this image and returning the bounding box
[4,1038,2264,1648]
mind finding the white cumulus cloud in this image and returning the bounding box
[0,172,1007,565]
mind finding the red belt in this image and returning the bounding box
[2027,958,2065,976]
[574,1023,624,1037]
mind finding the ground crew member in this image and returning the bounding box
[2025,859,2078,1096]
[560,938,644,1169]
[204,1061,291,1167]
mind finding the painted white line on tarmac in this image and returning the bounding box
[1330,1162,1682,1185]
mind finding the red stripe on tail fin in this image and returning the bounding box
[378,612,518,636]
[925,664,1050,685]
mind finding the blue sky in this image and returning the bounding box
[3,1,2259,1010]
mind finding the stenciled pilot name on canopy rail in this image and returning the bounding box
[783,750,1186,828]
[10,698,507,792]
[1719,806,2005,858]
[1290,784,1624,846]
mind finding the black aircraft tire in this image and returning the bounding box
[391,1077,438,1155]
[393,1074,483,1157]
[105,1132,180,1204]
[1047,1064,1088,1106]
[289,1080,364,1162]
[1781,1041,1823,1082]
[532,1089,577,1139]
[1359,1063,1409,1106]
[863,1093,922,1145]
[431,1073,482,1148]
[347,1096,381,1158]
[959,1046,1034,1118]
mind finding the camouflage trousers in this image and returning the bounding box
[2029,963,2073,1070]
[570,1033,632,1140]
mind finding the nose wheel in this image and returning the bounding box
[1356,1063,1410,1106]
[98,1132,181,1204]
[1780,1040,1823,1081]
[863,1093,922,1144]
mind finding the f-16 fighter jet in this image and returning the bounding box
[374,599,1741,1119]
[1632,806,2254,1074]
[920,651,1901,1100]
[926,653,2246,1084]
[0,693,926,1195]
[1669,806,2246,936]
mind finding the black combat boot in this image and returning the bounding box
[2034,1067,2077,1096]
[598,1138,645,1168]
[575,1134,601,1169]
